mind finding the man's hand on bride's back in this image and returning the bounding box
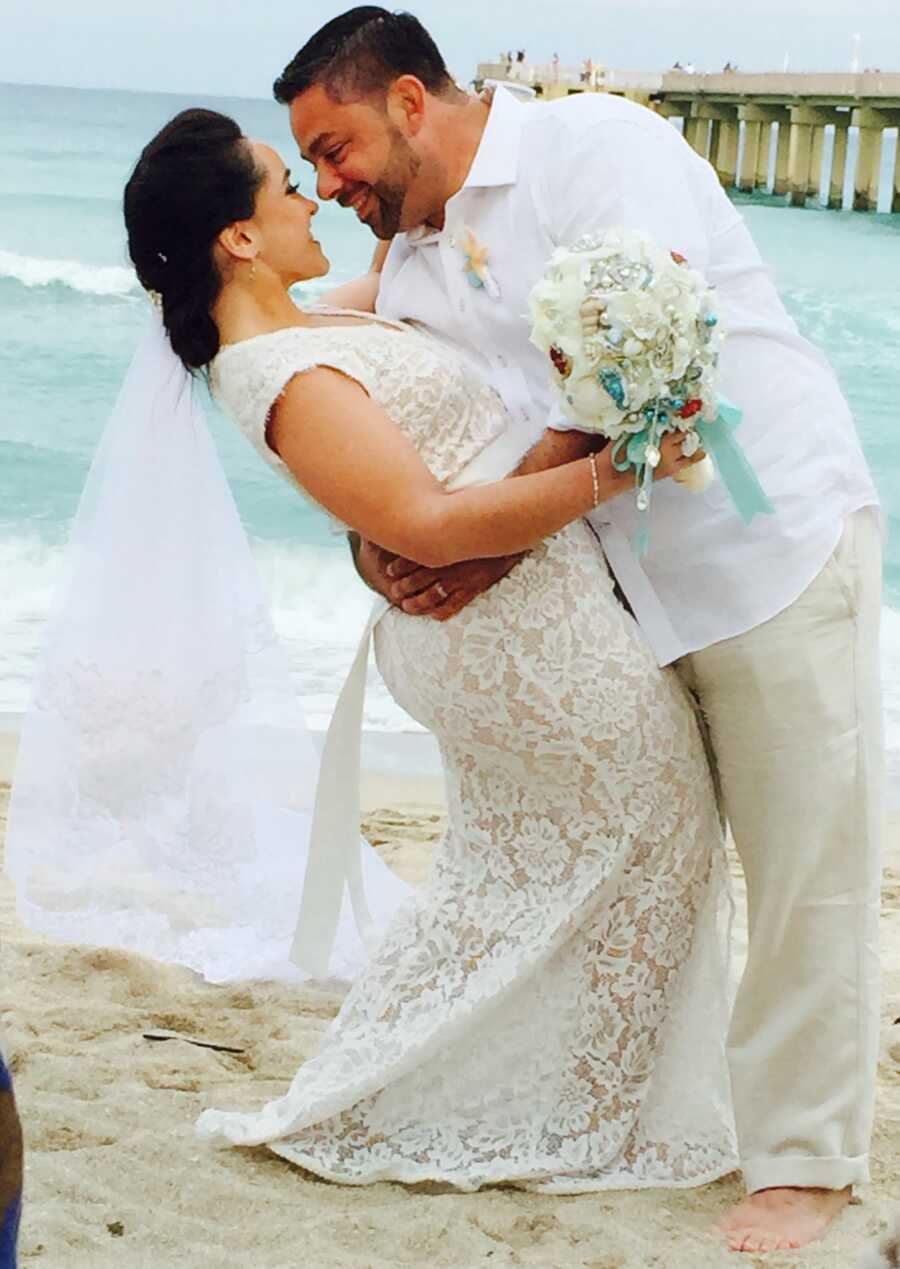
[356,538,522,621]
[353,537,396,602]
[388,554,523,620]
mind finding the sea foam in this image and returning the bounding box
[0,247,139,297]
[0,534,414,734]
[1,533,898,800]
[0,249,343,303]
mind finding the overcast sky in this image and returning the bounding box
[1,0,897,98]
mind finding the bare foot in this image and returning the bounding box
[709,1186,852,1253]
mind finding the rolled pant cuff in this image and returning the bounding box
[742,1154,870,1194]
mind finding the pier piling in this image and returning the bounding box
[829,124,850,208]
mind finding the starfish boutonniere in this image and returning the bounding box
[458,226,500,299]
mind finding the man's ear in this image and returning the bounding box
[216,222,257,264]
[386,75,427,136]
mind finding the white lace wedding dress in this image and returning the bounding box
[199,310,738,1190]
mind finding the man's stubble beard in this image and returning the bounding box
[368,127,445,241]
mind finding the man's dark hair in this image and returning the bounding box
[273,7,455,105]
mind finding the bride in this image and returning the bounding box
[22,106,738,1191]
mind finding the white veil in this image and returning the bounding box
[6,313,406,983]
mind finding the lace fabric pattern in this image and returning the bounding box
[200,319,738,1189]
[211,320,511,495]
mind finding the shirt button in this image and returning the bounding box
[496,354,508,368]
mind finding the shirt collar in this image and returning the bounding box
[461,85,527,190]
[404,87,527,247]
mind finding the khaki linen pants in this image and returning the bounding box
[676,507,884,1193]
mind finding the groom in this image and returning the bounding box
[275,7,885,1254]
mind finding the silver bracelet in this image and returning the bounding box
[588,453,602,508]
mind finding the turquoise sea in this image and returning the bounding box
[0,82,898,788]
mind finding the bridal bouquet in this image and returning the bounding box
[529,228,773,554]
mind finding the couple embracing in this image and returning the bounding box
[10,6,884,1255]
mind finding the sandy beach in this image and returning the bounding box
[2,774,898,1269]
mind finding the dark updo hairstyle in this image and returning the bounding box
[124,108,264,371]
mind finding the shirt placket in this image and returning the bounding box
[438,206,682,664]
[441,206,541,442]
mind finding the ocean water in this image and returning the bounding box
[1,82,898,791]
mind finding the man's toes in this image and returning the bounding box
[728,1233,759,1253]
[725,1228,755,1252]
[726,1228,796,1253]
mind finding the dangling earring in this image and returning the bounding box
[249,258,258,281]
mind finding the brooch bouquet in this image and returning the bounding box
[529,228,773,554]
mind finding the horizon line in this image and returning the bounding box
[4,63,898,102]
[0,78,276,104]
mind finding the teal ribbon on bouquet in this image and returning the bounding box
[611,396,775,558]
[695,397,775,521]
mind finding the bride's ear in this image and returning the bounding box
[216,221,258,265]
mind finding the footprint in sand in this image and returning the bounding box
[31,1124,116,1152]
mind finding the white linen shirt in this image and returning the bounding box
[376,87,878,664]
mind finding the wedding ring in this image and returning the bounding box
[435,581,449,601]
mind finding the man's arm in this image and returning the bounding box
[320,240,391,313]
